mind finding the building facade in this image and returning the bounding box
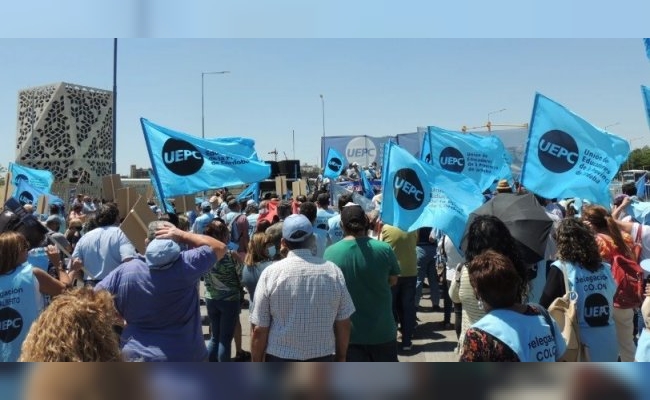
[16,82,114,185]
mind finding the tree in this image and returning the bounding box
[0,164,6,186]
[622,146,650,171]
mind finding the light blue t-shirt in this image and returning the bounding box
[247,213,259,237]
[327,215,344,245]
[0,263,40,362]
[71,226,137,281]
[192,213,213,234]
[313,227,328,258]
[316,208,337,230]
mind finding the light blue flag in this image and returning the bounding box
[147,169,173,213]
[323,147,346,179]
[380,141,484,249]
[521,93,630,208]
[627,200,650,225]
[642,85,650,130]
[360,171,374,199]
[9,162,54,193]
[208,137,260,161]
[637,174,647,199]
[13,179,63,207]
[331,182,374,212]
[237,182,260,203]
[141,118,271,198]
[426,127,512,191]
[644,39,650,60]
[420,131,432,163]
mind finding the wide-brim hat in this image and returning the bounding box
[496,179,512,192]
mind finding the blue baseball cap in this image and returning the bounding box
[145,239,181,270]
[282,214,314,242]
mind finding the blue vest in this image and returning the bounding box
[473,308,564,362]
[553,260,618,362]
[27,247,49,271]
[316,209,336,230]
[327,215,344,245]
[635,329,650,361]
[0,263,40,362]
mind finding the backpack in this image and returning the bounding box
[229,213,249,244]
[611,253,644,309]
[633,226,643,262]
[547,262,590,362]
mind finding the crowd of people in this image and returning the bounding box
[2,176,650,363]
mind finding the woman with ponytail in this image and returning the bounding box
[581,204,636,362]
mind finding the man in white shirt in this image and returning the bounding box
[250,214,355,362]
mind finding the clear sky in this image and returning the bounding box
[0,1,649,38]
[0,39,648,176]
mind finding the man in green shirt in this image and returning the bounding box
[324,203,401,361]
[381,223,418,351]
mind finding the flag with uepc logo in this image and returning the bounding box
[426,127,512,191]
[141,118,271,197]
[8,162,54,193]
[521,93,630,207]
[13,179,63,207]
[323,147,346,179]
[380,141,484,248]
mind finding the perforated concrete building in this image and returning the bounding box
[15,82,114,185]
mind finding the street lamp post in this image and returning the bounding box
[201,71,230,139]
[320,94,325,137]
[487,108,506,132]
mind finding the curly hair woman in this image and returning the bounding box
[449,215,528,353]
[19,288,122,362]
[581,204,636,361]
[539,218,618,362]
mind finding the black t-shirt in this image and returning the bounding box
[539,265,566,309]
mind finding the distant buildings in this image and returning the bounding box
[129,164,149,179]
[15,82,113,185]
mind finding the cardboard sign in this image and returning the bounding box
[101,174,122,202]
[117,187,139,220]
[292,179,307,199]
[275,176,287,198]
[173,195,196,213]
[145,184,155,203]
[36,195,48,216]
[120,196,157,254]
[1,172,13,204]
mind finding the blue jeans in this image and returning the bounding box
[206,298,240,362]
[392,276,417,347]
[415,245,439,307]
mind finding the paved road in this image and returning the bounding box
[201,286,460,362]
